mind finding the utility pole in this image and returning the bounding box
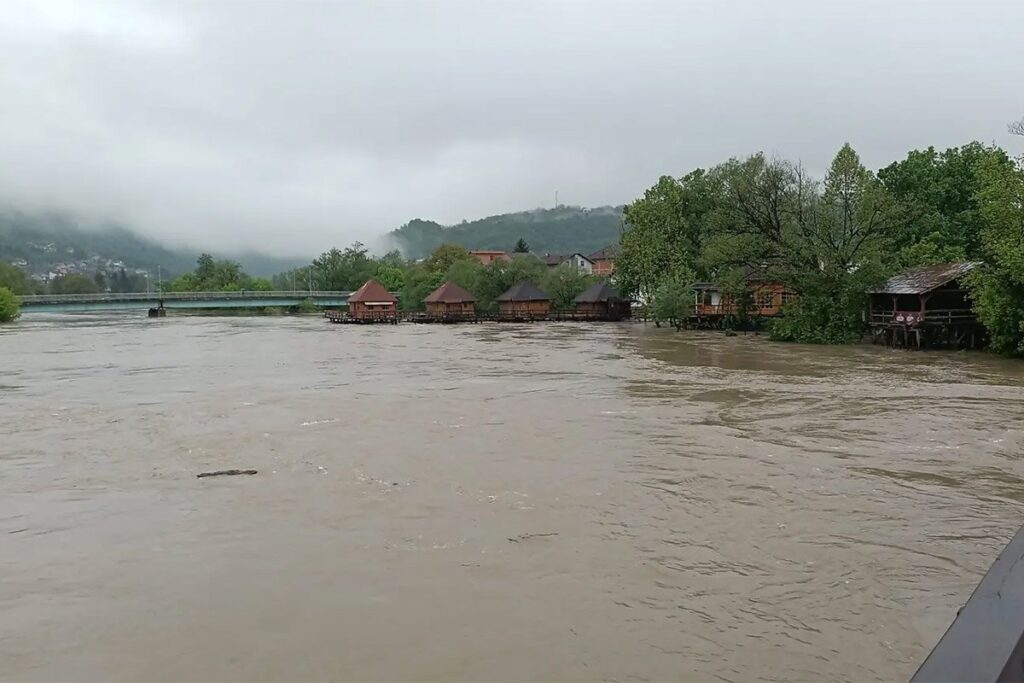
[555,190,559,208]
[157,265,162,292]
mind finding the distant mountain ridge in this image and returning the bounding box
[0,209,305,279]
[389,205,625,259]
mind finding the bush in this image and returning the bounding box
[0,287,21,323]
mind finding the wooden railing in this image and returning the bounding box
[870,309,977,325]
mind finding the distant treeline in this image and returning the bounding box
[272,243,598,311]
[0,262,151,296]
[615,140,1024,356]
[389,205,624,259]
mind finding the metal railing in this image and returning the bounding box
[911,523,1024,682]
[19,290,354,304]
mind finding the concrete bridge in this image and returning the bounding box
[18,291,353,314]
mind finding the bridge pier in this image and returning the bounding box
[148,307,166,318]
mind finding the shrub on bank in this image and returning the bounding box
[0,286,21,323]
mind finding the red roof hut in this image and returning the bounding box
[347,279,398,322]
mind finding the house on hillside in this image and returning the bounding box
[469,250,511,265]
[574,281,630,320]
[497,282,551,320]
[542,253,594,274]
[347,279,398,322]
[868,262,982,349]
[587,246,618,277]
[423,281,476,320]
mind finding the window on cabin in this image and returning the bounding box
[756,290,775,308]
[781,291,796,305]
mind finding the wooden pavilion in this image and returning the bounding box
[868,262,982,348]
[497,282,551,320]
[423,281,476,321]
[346,279,398,322]
[573,281,631,320]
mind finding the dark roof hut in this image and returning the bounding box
[573,281,631,320]
[497,281,551,319]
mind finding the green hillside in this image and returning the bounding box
[0,209,305,279]
[389,205,625,259]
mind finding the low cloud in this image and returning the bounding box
[1,0,1021,256]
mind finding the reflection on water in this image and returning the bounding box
[1,317,1023,681]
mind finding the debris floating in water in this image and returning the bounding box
[508,532,559,543]
[196,469,258,478]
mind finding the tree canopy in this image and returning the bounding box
[0,286,19,322]
[615,140,1024,351]
[167,254,272,292]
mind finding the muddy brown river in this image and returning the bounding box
[2,315,1023,681]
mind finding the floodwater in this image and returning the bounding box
[2,315,1024,682]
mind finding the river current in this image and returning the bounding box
[2,315,1023,681]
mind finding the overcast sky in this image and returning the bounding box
[1,0,1021,256]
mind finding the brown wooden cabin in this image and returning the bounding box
[868,262,981,348]
[573,280,630,320]
[693,279,794,318]
[497,281,551,319]
[423,281,476,320]
[347,279,398,321]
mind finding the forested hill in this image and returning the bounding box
[0,210,304,278]
[389,206,625,259]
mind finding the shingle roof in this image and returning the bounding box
[588,245,618,261]
[871,262,981,295]
[574,280,621,303]
[347,279,398,303]
[423,281,476,304]
[497,281,550,302]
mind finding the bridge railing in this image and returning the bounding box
[19,291,354,304]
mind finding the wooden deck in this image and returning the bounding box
[868,308,982,349]
[324,310,632,325]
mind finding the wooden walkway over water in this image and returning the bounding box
[324,311,631,325]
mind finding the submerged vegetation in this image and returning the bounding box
[0,286,19,322]
[615,140,1024,354]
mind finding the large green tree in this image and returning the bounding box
[0,286,19,322]
[618,171,717,301]
[542,264,596,310]
[311,243,375,291]
[168,254,268,292]
[706,145,895,343]
[879,142,1012,264]
[50,273,101,294]
[967,153,1024,355]
[0,262,36,295]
